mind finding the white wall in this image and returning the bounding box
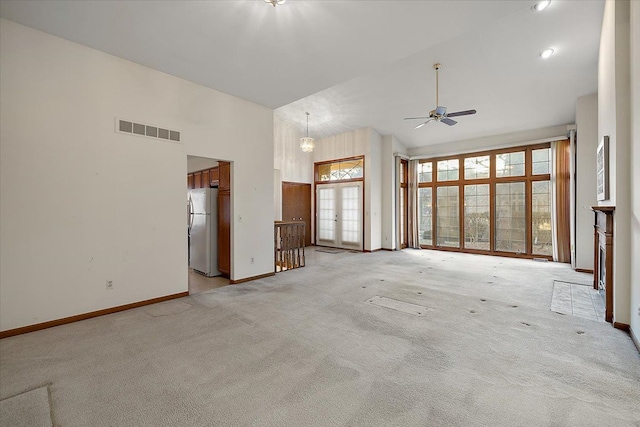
[369,130,383,250]
[630,0,640,345]
[381,135,396,250]
[273,116,313,222]
[273,116,313,184]
[381,135,408,250]
[575,94,599,271]
[0,19,274,332]
[313,128,382,251]
[598,0,632,326]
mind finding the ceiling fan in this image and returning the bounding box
[404,63,477,129]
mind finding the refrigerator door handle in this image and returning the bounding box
[188,195,194,233]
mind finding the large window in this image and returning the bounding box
[418,187,432,246]
[495,182,526,253]
[464,184,490,250]
[436,186,460,247]
[416,143,555,259]
[532,180,552,256]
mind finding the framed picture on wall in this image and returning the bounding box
[596,135,609,201]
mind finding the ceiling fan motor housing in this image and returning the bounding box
[404,62,476,128]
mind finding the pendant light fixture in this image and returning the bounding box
[300,112,315,153]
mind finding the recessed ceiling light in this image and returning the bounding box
[533,1,551,11]
[540,48,555,59]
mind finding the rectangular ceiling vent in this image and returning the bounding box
[115,118,181,143]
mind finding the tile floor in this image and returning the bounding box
[550,280,606,322]
[188,268,230,295]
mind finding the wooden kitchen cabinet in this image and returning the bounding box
[210,167,219,184]
[217,161,231,277]
[201,169,210,189]
[219,162,230,191]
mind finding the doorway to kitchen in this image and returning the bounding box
[186,155,231,294]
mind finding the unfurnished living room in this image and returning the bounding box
[0,1,639,426]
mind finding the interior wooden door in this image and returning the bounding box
[282,182,312,246]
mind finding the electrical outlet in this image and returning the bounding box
[106,280,113,290]
[250,257,255,264]
[637,305,640,316]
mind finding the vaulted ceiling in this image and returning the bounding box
[0,0,604,148]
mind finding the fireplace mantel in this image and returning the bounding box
[592,206,615,322]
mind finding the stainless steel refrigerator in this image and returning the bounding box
[188,188,221,277]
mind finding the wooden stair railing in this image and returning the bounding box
[274,221,306,272]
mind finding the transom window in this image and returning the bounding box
[437,159,459,181]
[496,151,525,177]
[317,157,364,182]
[464,156,490,180]
[532,148,551,175]
[418,162,433,183]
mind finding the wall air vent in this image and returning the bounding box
[115,118,181,143]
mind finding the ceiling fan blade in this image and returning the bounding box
[446,109,477,118]
[414,119,433,129]
[435,106,447,116]
[404,116,430,120]
[441,118,457,126]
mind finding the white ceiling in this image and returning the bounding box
[0,0,604,148]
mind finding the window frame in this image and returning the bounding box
[416,142,553,260]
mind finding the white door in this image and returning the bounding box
[316,182,363,250]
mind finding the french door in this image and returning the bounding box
[316,181,363,250]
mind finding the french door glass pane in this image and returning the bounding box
[464,156,490,180]
[532,180,552,255]
[341,185,360,244]
[495,182,526,253]
[437,186,460,247]
[464,184,490,250]
[496,151,525,177]
[318,187,335,241]
[418,187,433,246]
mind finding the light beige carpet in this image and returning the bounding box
[0,385,52,427]
[1,249,639,426]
